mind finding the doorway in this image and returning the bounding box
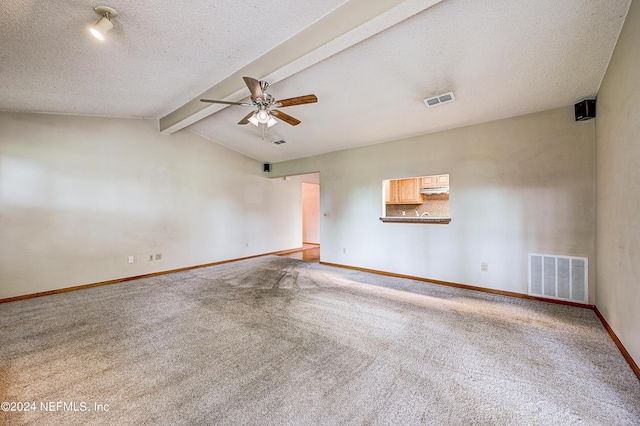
[277,172,320,262]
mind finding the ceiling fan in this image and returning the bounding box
[200,77,317,137]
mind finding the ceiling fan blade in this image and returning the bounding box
[237,111,255,125]
[200,99,251,107]
[272,109,301,126]
[243,77,264,101]
[274,94,318,108]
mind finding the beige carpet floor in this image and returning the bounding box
[1,255,639,425]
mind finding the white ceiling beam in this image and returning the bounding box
[159,0,443,134]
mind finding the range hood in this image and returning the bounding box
[420,186,449,194]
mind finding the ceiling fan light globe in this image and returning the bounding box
[257,111,270,124]
[248,113,259,127]
[266,116,277,128]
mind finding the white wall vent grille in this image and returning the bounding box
[528,253,588,303]
[423,92,456,108]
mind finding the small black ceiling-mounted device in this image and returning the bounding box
[574,99,596,121]
[263,163,271,173]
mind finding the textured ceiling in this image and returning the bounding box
[0,0,632,163]
[0,0,347,118]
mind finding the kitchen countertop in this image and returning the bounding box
[379,217,451,224]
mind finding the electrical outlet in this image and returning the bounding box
[246,242,249,248]
[343,248,347,254]
[155,253,162,260]
[128,256,134,264]
[481,262,488,272]
[149,255,154,261]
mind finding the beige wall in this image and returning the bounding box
[595,0,640,364]
[0,112,301,299]
[302,183,320,244]
[272,107,596,301]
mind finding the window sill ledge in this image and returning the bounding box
[379,217,451,224]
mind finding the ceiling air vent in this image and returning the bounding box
[272,139,286,145]
[423,92,455,108]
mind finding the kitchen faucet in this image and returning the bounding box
[421,212,430,217]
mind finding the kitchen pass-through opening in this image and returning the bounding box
[382,173,450,221]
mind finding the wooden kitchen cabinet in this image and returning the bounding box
[399,178,422,203]
[386,178,422,204]
[421,174,449,188]
[420,176,436,188]
[436,174,449,186]
[385,180,398,203]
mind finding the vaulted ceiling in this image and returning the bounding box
[0,0,632,162]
